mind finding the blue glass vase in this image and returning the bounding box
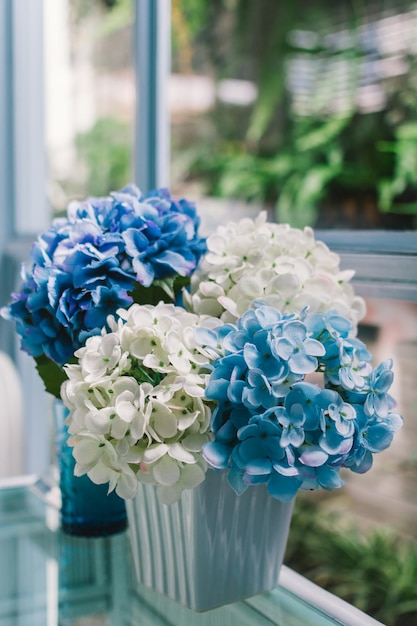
[54,400,127,537]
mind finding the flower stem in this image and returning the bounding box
[129,359,162,386]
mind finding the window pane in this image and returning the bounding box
[170,0,417,231]
[44,0,135,213]
[339,298,417,534]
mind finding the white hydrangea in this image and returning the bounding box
[61,302,220,504]
[184,212,366,331]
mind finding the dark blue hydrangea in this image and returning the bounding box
[199,304,403,502]
[2,185,206,366]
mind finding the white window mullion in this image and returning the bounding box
[4,0,50,476]
[134,0,171,193]
[12,0,49,235]
[0,0,13,251]
[0,0,18,365]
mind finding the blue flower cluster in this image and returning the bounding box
[2,185,206,365]
[199,304,402,502]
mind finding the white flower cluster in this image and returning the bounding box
[184,213,366,330]
[61,303,219,504]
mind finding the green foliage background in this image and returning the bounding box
[286,495,417,626]
[171,0,417,229]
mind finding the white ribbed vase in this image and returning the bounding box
[126,469,294,611]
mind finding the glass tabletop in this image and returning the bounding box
[0,476,383,626]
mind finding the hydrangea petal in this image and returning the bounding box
[267,472,300,502]
[227,468,248,495]
[299,446,328,467]
[202,442,230,469]
[152,456,181,486]
[364,424,394,453]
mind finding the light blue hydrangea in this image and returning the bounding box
[201,304,403,502]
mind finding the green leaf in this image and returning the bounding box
[296,116,351,152]
[129,275,190,306]
[35,355,69,399]
[247,71,286,143]
[396,122,417,141]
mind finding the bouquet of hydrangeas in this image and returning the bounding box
[1,185,206,396]
[60,212,402,505]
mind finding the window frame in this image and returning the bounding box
[134,0,171,192]
[0,0,50,475]
[317,230,417,301]
[0,0,13,253]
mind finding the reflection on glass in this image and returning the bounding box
[170,1,417,230]
[44,0,135,213]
